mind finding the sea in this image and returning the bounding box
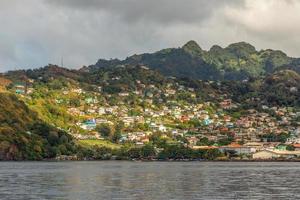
[0,161,299,200]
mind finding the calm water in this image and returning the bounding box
[0,162,299,200]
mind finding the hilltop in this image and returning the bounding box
[90,40,296,81]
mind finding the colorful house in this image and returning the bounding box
[80,119,97,130]
[203,119,212,126]
[15,84,25,94]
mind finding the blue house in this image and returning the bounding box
[82,119,97,130]
[203,119,212,126]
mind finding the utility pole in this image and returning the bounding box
[21,74,28,94]
[25,78,28,94]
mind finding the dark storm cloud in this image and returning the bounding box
[46,0,243,25]
[1,0,300,72]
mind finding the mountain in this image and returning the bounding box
[90,41,296,81]
[5,65,82,83]
[4,63,300,108]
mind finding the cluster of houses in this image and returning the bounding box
[12,76,300,160]
[193,141,300,159]
[13,81,34,95]
[73,95,299,152]
[57,81,299,152]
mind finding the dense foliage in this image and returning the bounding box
[0,93,76,160]
[90,41,297,81]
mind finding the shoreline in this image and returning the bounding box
[2,158,300,162]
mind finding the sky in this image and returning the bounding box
[1,0,300,72]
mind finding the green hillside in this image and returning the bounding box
[0,42,299,161]
[0,93,76,160]
[260,70,300,106]
[90,41,296,80]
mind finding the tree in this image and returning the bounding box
[127,147,141,159]
[224,149,238,158]
[286,145,295,151]
[59,135,69,144]
[58,144,68,155]
[96,124,112,138]
[69,98,81,107]
[93,146,112,160]
[217,136,234,146]
[111,132,122,143]
[47,131,59,145]
[188,118,202,128]
[141,144,156,158]
[48,79,65,90]
[196,137,214,146]
[115,121,124,133]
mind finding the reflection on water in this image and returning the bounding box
[0,161,299,200]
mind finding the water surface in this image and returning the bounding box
[0,161,299,199]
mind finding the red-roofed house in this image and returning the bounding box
[219,143,256,155]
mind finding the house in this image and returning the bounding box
[293,144,300,151]
[68,108,81,115]
[140,65,149,70]
[219,143,255,155]
[293,128,300,136]
[165,89,176,95]
[220,99,232,109]
[15,84,25,94]
[203,119,212,126]
[243,142,264,151]
[141,137,150,144]
[145,91,153,98]
[27,88,34,94]
[80,119,97,130]
[158,125,167,132]
[192,146,218,150]
[119,92,129,97]
[145,99,153,104]
[253,150,300,159]
[187,137,198,146]
[223,116,231,122]
[181,115,190,122]
[72,88,83,94]
[98,108,106,115]
[62,90,69,95]
[112,76,120,80]
[122,116,135,126]
[85,97,97,104]
[95,119,113,125]
[87,108,96,114]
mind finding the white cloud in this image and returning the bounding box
[223,0,300,56]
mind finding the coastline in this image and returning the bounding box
[3,159,300,162]
[46,157,300,162]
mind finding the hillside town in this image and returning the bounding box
[10,70,300,160]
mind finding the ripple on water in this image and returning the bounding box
[0,161,300,200]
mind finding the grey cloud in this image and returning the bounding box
[46,0,243,25]
[1,0,300,72]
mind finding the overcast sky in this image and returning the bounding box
[1,0,300,72]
